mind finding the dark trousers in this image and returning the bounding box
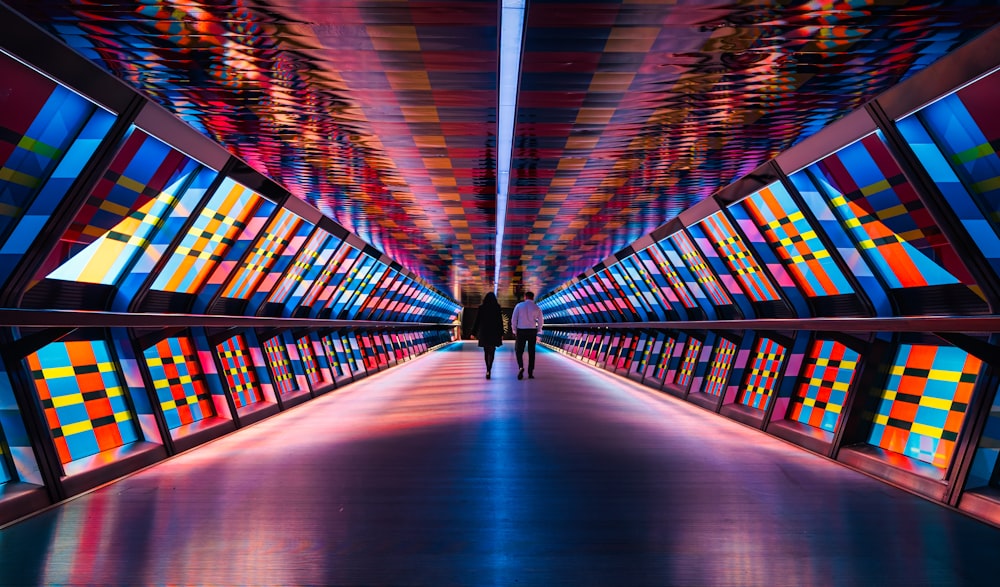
[515,329,537,373]
[483,346,496,371]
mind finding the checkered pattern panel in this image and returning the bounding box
[323,336,347,378]
[38,129,195,286]
[222,209,304,299]
[152,178,263,294]
[643,244,695,309]
[674,339,702,389]
[700,212,781,303]
[262,337,296,396]
[669,231,732,307]
[738,338,787,411]
[869,344,982,468]
[142,337,215,430]
[295,336,325,387]
[215,335,263,408]
[26,340,139,464]
[741,183,854,297]
[703,339,738,397]
[896,68,1000,281]
[650,336,676,383]
[812,134,970,290]
[789,339,859,433]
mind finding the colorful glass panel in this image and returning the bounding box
[215,335,263,408]
[142,337,214,430]
[152,177,264,293]
[869,344,981,468]
[737,338,787,411]
[675,338,702,388]
[789,339,859,433]
[703,338,738,397]
[262,336,296,396]
[741,183,854,297]
[807,134,968,289]
[669,231,732,307]
[700,212,781,303]
[26,340,139,464]
[296,336,325,387]
[222,209,304,299]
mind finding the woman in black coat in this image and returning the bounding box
[471,292,504,379]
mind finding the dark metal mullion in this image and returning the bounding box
[4,94,147,309]
[128,157,240,313]
[767,160,878,317]
[866,101,1000,312]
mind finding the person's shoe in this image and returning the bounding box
[528,372,534,379]
[486,371,491,380]
[518,369,524,380]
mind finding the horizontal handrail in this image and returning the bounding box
[0,309,458,330]
[542,316,1000,333]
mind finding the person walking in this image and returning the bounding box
[471,291,504,379]
[510,290,543,380]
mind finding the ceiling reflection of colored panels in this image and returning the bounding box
[8,1,1000,307]
[8,0,498,299]
[502,1,1000,302]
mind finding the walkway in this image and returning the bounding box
[1,342,999,586]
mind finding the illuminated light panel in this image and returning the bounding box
[808,135,967,289]
[26,340,139,464]
[669,231,732,307]
[0,52,116,283]
[703,338,738,397]
[896,68,1000,280]
[142,337,215,429]
[262,336,296,396]
[276,233,341,308]
[789,339,860,433]
[650,335,677,383]
[737,338,787,411]
[699,212,781,303]
[642,245,696,309]
[740,183,854,297]
[39,128,196,285]
[869,344,981,468]
[323,336,347,379]
[152,177,265,294]
[222,209,304,299]
[45,155,205,286]
[674,338,702,389]
[296,336,326,388]
[215,335,263,408]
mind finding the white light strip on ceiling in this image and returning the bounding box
[495,0,525,294]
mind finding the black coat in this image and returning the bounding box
[472,303,504,348]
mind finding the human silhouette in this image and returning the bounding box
[510,291,543,379]
[471,291,504,379]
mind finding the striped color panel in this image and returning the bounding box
[143,336,214,429]
[296,336,325,387]
[674,338,702,389]
[152,177,262,294]
[215,335,263,408]
[26,340,139,464]
[323,336,346,378]
[738,338,787,411]
[278,233,341,308]
[869,344,981,468]
[644,245,696,309]
[811,136,963,289]
[700,212,781,303]
[222,209,304,299]
[669,231,732,307]
[741,183,854,297]
[703,338,738,397]
[789,340,859,433]
[651,336,677,382]
[262,336,296,396]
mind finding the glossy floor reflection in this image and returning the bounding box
[2,342,1000,586]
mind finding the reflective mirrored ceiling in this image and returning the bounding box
[7,0,1000,305]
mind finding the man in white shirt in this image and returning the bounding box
[510,291,543,379]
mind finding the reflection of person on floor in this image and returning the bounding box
[471,291,504,379]
[511,291,543,380]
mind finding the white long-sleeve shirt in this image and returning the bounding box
[510,299,543,332]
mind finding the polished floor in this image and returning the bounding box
[2,342,999,586]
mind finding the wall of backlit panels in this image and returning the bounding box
[0,47,460,523]
[539,64,1000,522]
